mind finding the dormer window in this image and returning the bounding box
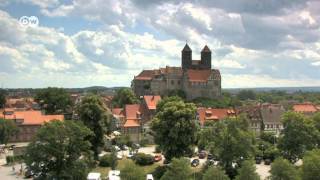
[205,110,212,116]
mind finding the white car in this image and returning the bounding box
[87,172,101,180]
[108,170,120,180]
[117,153,123,159]
[114,146,121,152]
[146,174,154,180]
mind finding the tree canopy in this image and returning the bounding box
[0,118,18,144]
[161,158,192,180]
[111,88,139,108]
[120,160,144,180]
[0,89,6,108]
[203,166,230,180]
[151,96,197,160]
[301,149,320,180]
[77,94,112,159]
[269,157,300,180]
[24,120,93,179]
[278,111,319,163]
[235,160,260,180]
[35,87,72,114]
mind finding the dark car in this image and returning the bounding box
[24,168,34,178]
[255,156,262,164]
[198,151,206,159]
[264,159,271,165]
[191,159,200,167]
[207,154,213,160]
[206,159,215,166]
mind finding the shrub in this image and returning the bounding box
[99,152,117,169]
[134,153,154,166]
[155,146,161,153]
[140,138,149,147]
[152,166,167,180]
[6,155,24,164]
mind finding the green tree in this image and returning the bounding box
[161,158,192,180]
[120,160,144,180]
[24,120,93,179]
[112,88,139,108]
[77,94,111,159]
[269,157,300,180]
[237,90,256,101]
[301,149,320,180]
[279,112,318,163]
[0,118,18,144]
[201,117,255,178]
[235,160,260,180]
[0,89,6,108]
[151,96,197,160]
[203,166,230,180]
[35,87,72,114]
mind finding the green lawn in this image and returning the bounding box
[92,158,160,179]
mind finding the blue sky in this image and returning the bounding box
[0,0,320,88]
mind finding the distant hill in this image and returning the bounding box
[224,87,320,94]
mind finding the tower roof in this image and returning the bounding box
[201,45,211,52]
[182,43,192,52]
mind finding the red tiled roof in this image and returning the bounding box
[293,103,318,113]
[123,119,140,127]
[187,69,212,82]
[112,108,124,117]
[134,70,155,80]
[144,95,161,110]
[125,104,142,120]
[2,110,64,125]
[197,107,236,125]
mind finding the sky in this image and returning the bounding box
[0,0,320,88]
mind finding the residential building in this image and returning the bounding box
[111,104,143,142]
[1,108,64,142]
[293,103,318,116]
[260,104,285,135]
[237,105,263,135]
[196,107,236,126]
[132,44,221,100]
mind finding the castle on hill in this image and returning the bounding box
[131,44,221,100]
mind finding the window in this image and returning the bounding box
[178,80,180,85]
[171,80,174,85]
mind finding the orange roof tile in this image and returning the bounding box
[144,95,161,110]
[123,119,140,127]
[112,108,125,117]
[197,107,236,125]
[3,110,64,125]
[187,69,212,82]
[125,104,142,120]
[134,70,155,80]
[293,103,318,113]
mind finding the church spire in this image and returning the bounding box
[201,45,211,52]
[182,43,192,52]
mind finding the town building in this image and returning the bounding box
[293,103,319,116]
[196,107,236,126]
[260,104,285,135]
[132,44,221,100]
[1,108,64,142]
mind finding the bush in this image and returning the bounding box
[155,146,161,153]
[99,152,117,169]
[152,166,167,180]
[134,153,154,166]
[140,138,149,147]
[6,155,24,164]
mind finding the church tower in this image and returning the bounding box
[182,44,192,70]
[201,45,211,69]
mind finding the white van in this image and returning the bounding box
[146,174,154,180]
[87,172,101,180]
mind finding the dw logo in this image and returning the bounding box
[19,16,39,27]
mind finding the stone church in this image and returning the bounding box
[131,44,221,100]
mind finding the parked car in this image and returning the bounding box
[191,159,200,167]
[24,168,34,178]
[264,159,271,165]
[9,144,16,150]
[146,174,154,180]
[198,151,206,159]
[121,145,129,150]
[255,156,262,164]
[207,153,213,160]
[127,151,134,159]
[117,153,123,160]
[154,154,162,162]
[114,146,121,152]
